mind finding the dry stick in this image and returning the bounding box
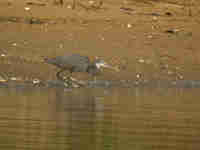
[54,0,63,5]
[184,0,192,16]
[60,0,63,5]
[187,0,192,16]
[72,0,76,9]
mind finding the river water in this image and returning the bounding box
[0,86,199,150]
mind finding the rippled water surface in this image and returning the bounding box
[0,86,200,150]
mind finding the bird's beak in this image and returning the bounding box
[101,63,120,72]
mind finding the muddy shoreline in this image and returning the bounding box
[0,0,200,85]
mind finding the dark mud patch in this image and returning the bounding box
[0,16,66,24]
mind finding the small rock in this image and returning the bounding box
[152,16,158,21]
[67,5,72,9]
[24,7,31,11]
[10,77,17,81]
[177,74,184,80]
[12,43,17,46]
[138,58,145,63]
[127,23,132,28]
[1,54,6,57]
[136,73,142,79]
[88,0,95,5]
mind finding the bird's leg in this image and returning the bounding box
[93,75,97,83]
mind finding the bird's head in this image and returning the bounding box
[94,57,120,72]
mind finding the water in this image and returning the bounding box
[0,86,200,150]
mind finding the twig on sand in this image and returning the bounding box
[72,0,76,9]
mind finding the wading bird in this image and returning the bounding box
[44,54,119,81]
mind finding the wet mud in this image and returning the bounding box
[0,0,200,88]
[1,77,200,89]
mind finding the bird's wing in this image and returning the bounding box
[70,55,90,71]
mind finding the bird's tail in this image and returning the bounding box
[42,57,53,64]
[43,57,58,66]
[43,57,49,63]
